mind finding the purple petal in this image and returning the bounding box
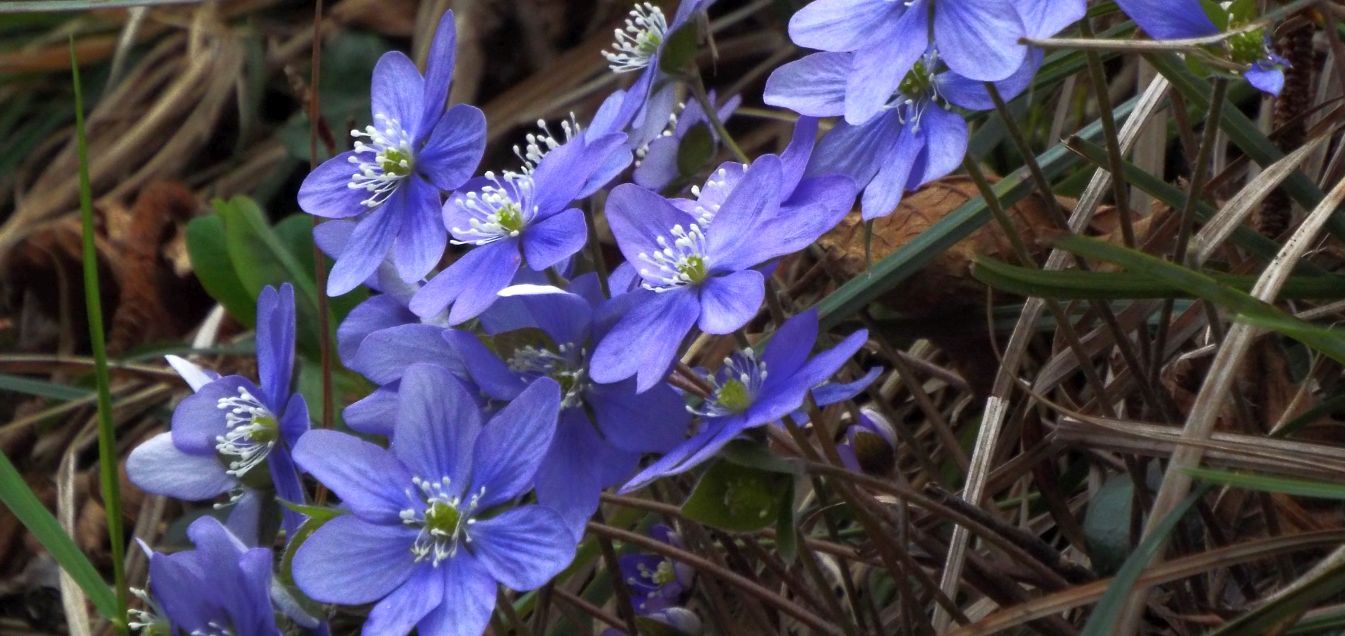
[370,51,426,138]
[751,329,869,425]
[292,515,418,604]
[936,0,1028,82]
[696,269,763,335]
[632,135,682,190]
[418,104,486,191]
[844,10,928,125]
[417,10,458,137]
[328,202,404,296]
[344,384,400,437]
[298,152,367,219]
[365,566,443,635]
[620,418,742,492]
[788,0,900,52]
[293,430,413,523]
[812,366,883,406]
[417,555,495,636]
[707,155,783,269]
[442,330,527,401]
[392,363,482,486]
[1245,63,1285,96]
[939,48,1044,111]
[337,294,417,366]
[126,433,234,500]
[589,288,700,392]
[534,132,630,211]
[255,284,295,407]
[763,52,850,118]
[470,378,561,506]
[1114,0,1218,39]
[779,116,819,194]
[911,106,968,188]
[349,323,464,386]
[605,184,699,267]
[761,309,821,380]
[1017,0,1085,38]
[807,110,902,193]
[860,121,923,220]
[589,379,690,453]
[470,505,576,590]
[749,175,857,263]
[391,177,447,284]
[480,285,592,345]
[409,239,522,324]
[523,208,587,270]
[171,376,256,454]
[533,409,607,538]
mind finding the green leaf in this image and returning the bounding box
[1082,474,1133,576]
[676,123,715,178]
[277,500,345,523]
[186,214,257,327]
[719,439,803,475]
[0,449,118,619]
[1054,235,1345,365]
[682,460,794,533]
[774,479,798,565]
[973,256,1345,300]
[658,23,700,75]
[1081,486,1209,636]
[1185,467,1345,500]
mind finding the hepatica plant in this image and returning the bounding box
[116,2,1298,634]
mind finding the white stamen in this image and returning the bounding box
[513,115,581,170]
[637,223,710,292]
[603,3,668,73]
[346,114,415,208]
[508,342,589,407]
[401,477,485,567]
[449,171,538,246]
[214,386,277,478]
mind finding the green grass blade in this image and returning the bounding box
[1081,486,1208,636]
[973,256,1345,300]
[1186,467,1345,501]
[0,373,91,401]
[70,37,128,632]
[1055,235,1345,365]
[0,449,118,619]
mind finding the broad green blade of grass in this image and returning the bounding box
[0,449,118,619]
[0,372,91,401]
[1080,486,1209,636]
[814,97,1139,329]
[71,37,128,632]
[1186,467,1345,501]
[1055,235,1345,365]
[973,256,1345,300]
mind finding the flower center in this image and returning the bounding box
[638,223,711,292]
[347,114,415,208]
[692,349,768,417]
[401,476,483,567]
[603,2,668,73]
[508,343,589,408]
[450,171,538,246]
[214,387,278,478]
[891,53,941,132]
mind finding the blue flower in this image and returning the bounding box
[621,309,868,492]
[633,92,742,192]
[781,0,1061,125]
[767,48,1039,219]
[407,123,630,325]
[298,11,487,295]
[127,284,309,540]
[1115,0,1288,95]
[444,275,690,537]
[132,516,279,636]
[591,118,855,392]
[617,525,695,614]
[291,369,575,635]
[836,407,898,474]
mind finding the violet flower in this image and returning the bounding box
[767,48,1039,219]
[618,525,695,614]
[131,516,279,636]
[591,118,855,392]
[621,309,867,492]
[407,124,629,325]
[836,407,899,475]
[127,284,308,540]
[444,275,690,537]
[291,369,574,635]
[1115,0,1289,95]
[298,11,486,295]
[633,92,741,192]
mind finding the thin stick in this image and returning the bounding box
[308,0,334,432]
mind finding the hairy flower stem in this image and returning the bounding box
[687,70,749,164]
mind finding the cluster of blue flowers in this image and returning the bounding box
[123,1,1289,633]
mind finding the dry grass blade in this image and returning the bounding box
[56,451,91,636]
[1119,165,1345,631]
[934,74,1172,626]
